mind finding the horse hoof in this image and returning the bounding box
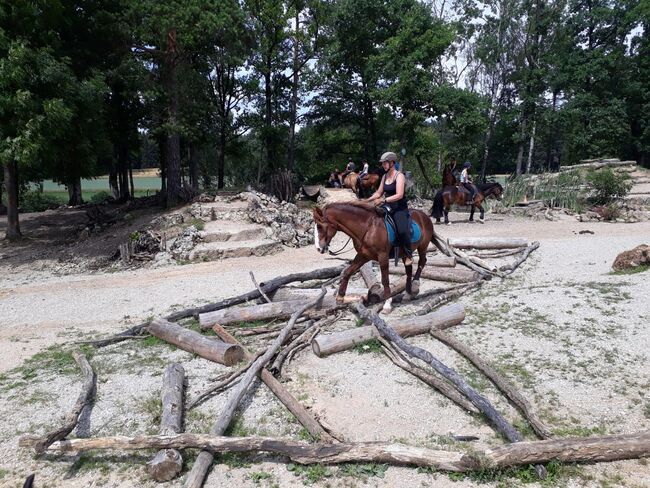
[478,219,485,224]
[446,222,451,226]
[411,280,420,296]
[336,295,345,304]
[382,305,393,314]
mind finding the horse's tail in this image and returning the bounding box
[430,228,449,255]
[431,190,444,219]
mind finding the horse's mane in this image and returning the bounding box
[323,201,377,215]
[478,182,503,192]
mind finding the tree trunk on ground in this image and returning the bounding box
[4,161,21,240]
[67,177,83,206]
[388,266,479,283]
[185,293,326,488]
[447,237,529,250]
[312,303,465,357]
[198,296,344,329]
[147,319,244,366]
[147,363,185,482]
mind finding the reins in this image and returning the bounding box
[328,236,352,255]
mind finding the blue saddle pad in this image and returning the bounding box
[385,217,421,246]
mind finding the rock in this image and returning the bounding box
[612,245,650,271]
[169,226,201,260]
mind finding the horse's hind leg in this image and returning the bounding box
[378,255,394,313]
[478,203,485,222]
[469,204,475,221]
[410,243,427,297]
[444,206,450,225]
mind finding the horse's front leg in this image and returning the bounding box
[469,204,475,221]
[444,205,450,225]
[403,258,413,296]
[337,254,368,302]
[477,203,485,222]
[378,254,393,313]
[411,246,427,297]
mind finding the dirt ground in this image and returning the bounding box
[0,204,649,488]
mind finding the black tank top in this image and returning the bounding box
[384,174,408,211]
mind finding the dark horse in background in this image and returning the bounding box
[431,182,504,225]
[313,202,444,313]
[442,163,458,186]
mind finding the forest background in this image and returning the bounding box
[1,0,649,227]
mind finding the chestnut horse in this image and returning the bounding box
[313,202,444,312]
[340,172,380,198]
[431,182,504,225]
[442,164,457,186]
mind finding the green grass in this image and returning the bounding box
[338,463,388,480]
[353,339,383,354]
[446,459,585,486]
[610,264,649,275]
[13,344,95,380]
[287,463,334,484]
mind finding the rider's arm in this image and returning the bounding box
[367,176,385,202]
[385,173,405,203]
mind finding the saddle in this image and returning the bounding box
[376,206,421,264]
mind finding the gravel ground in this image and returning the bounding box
[1,211,649,488]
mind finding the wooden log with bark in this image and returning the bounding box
[360,261,383,303]
[389,266,480,283]
[147,319,244,366]
[147,363,185,482]
[185,291,327,488]
[211,323,336,443]
[561,159,637,171]
[499,242,540,275]
[423,255,457,267]
[32,351,96,455]
[447,237,529,250]
[415,282,483,316]
[312,303,465,357]
[22,430,650,471]
[268,287,367,302]
[90,265,346,348]
[198,296,347,329]
[429,329,551,439]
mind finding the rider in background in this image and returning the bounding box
[366,151,412,266]
[339,158,355,185]
[358,159,369,179]
[460,161,477,203]
[329,169,341,188]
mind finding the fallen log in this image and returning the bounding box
[147,363,185,482]
[21,430,650,470]
[360,261,383,303]
[312,303,465,357]
[561,160,636,171]
[415,282,483,316]
[356,303,522,442]
[211,323,336,443]
[389,266,479,283]
[147,319,244,366]
[32,351,96,455]
[429,329,551,439]
[268,287,367,302]
[447,238,529,250]
[90,265,346,347]
[185,291,327,488]
[379,338,478,413]
[423,255,457,267]
[499,242,540,275]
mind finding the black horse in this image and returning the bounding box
[431,182,503,224]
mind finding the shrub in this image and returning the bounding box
[89,191,113,204]
[19,191,63,212]
[586,169,632,204]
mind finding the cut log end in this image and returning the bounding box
[223,345,246,366]
[146,449,183,482]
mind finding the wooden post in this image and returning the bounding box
[147,363,185,481]
[147,319,244,366]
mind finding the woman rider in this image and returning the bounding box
[366,151,412,266]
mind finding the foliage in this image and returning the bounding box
[586,168,632,204]
[89,191,113,204]
[19,190,62,212]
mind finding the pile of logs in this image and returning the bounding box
[20,236,650,486]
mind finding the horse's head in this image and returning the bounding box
[492,183,504,200]
[312,206,337,254]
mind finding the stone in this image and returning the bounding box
[612,245,650,271]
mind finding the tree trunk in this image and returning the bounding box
[164,29,182,207]
[312,303,465,357]
[147,319,244,366]
[218,128,226,189]
[515,120,526,176]
[4,161,21,240]
[24,431,650,471]
[264,58,274,173]
[447,237,529,250]
[147,363,185,482]
[67,177,83,206]
[198,296,342,329]
[129,163,135,199]
[109,167,119,199]
[525,121,536,174]
[159,133,167,194]
[388,266,479,283]
[189,143,199,191]
[287,9,300,171]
